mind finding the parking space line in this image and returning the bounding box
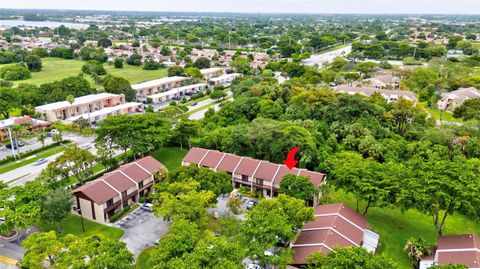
[0,255,18,265]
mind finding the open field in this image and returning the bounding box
[38,214,124,240]
[150,146,189,171]
[330,190,480,268]
[2,57,167,88]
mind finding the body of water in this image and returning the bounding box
[0,20,88,30]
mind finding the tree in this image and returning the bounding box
[153,179,215,226]
[0,86,21,118]
[166,165,233,197]
[172,119,200,149]
[398,158,480,236]
[326,151,401,215]
[21,231,64,268]
[143,59,163,70]
[231,56,251,74]
[24,54,42,72]
[126,54,142,66]
[102,75,136,101]
[210,89,227,100]
[306,247,400,269]
[241,194,313,266]
[40,188,73,233]
[185,67,203,80]
[114,57,124,68]
[97,37,112,48]
[0,65,31,81]
[49,145,96,185]
[279,174,316,202]
[81,60,106,75]
[168,66,186,77]
[404,237,431,269]
[453,99,480,121]
[160,46,172,56]
[38,131,46,147]
[227,196,241,215]
[193,57,211,69]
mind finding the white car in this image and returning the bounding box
[246,264,263,269]
[141,203,153,211]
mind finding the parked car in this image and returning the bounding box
[5,141,24,149]
[141,202,153,211]
[246,199,258,210]
[190,102,198,106]
[32,158,48,166]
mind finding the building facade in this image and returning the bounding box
[72,157,165,224]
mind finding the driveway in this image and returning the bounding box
[114,208,170,258]
[0,226,41,268]
[207,194,246,221]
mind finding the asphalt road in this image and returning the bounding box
[302,45,352,67]
[1,135,95,187]
[188,91,233,120]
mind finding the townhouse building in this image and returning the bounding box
[182,147,326,204]
[208,73,242,86]
[132,76,190,97]
[35,93,143,123]
[334,85,418,103]
[72,156,165,224]
[421,234,480,269]
[146,83,208,103]
[200,67,227,80]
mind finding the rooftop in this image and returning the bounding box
[131,76,188,90]
[35,93,122,111]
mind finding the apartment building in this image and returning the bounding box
[209,73,242,86]
[200,67,227,79]
[334,85,418,103]
[291,203,379,267]
[0,116,51,142]
[437,87,480,110]
[132,76,190,97]
[72,157,165,224]
[182,147,326,203]
[146,83,208,103]
[35,93,143,123]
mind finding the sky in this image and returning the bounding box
[1,0,480,15]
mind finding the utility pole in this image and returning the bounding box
[413,43,418,59]
[6,126,17,159]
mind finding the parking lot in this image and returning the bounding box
[114,207,170,257]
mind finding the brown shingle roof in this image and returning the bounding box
[235,158,261,177]
[216,153,242,173]
[119,163,151,183]
[134,156,165,173]
[436,234,480,268]
[73,180,118,205]
[182,147,208,164]
[292,203,368,265]
[199,150,226,169]
[101,171,135,193]
[253,161,280,181]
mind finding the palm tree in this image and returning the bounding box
[404,237,431,269]
[38,132,46,147]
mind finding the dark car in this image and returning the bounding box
[5,141,24,149]
[190,102,198,106]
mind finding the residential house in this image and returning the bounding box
[0,116,51,142]
[421,234,480,269]
[290,203,379,267]
[334,86,418,103]
[182,148,327,204]
[437,87,480,110]
[72,156,165,224]
[208,73,242,86]
[35,93,143,123]
[363,74,400,89]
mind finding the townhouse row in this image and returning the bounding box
[72,156,164,224]
[182,147,326,205]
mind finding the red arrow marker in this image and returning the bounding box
[283,147,299,170]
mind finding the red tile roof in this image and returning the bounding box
[253,161,280,182]
[183,147,209,164]
[199,150,226,168]
[436,234,480,268]
[292,203,369,265]
[73,180,118,205]
[216,153,242,173]
[119,163,151,183]
[134,156,165,174]
[100,171,135,193]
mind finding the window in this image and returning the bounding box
[138,181,144,188]
[122,191,127,198]
[256,179,264,186]
[242,175,248,182]
[106,199,113,207]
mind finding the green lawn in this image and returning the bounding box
[136,246,156,269]
[150,146,188,171]
[426,107,462,123]
[330,190,480,268]
[3,57,167,88]
[38,214,124,240]
[0,143,69,175]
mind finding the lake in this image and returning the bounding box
[0,20,88,29]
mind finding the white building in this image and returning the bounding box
[147,83,208,103]
[209,73,242,86]
[35,93,143,123]
[200,67,227,79]
[132,76,190,97]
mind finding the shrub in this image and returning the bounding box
[0,65,31,81]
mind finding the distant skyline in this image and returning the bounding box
[2,0,480,15]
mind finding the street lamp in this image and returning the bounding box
[74,206,85,233]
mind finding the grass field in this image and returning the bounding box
[3,57,167,88]
[150,146,189,171]
[330,190,480,268]
[38,214,124,240]
[136,246,156,269]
